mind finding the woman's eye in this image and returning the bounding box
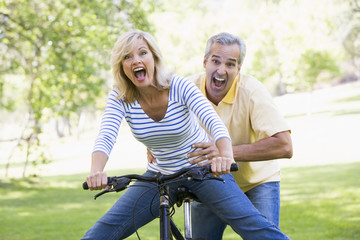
[124,55,131,60]
[140,51,147,55]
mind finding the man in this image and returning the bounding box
[187,32,293,239]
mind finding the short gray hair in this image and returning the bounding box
[204,32,246,67]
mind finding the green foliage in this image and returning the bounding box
[342,0,360,70]
[0,0,157,176]
[150,0,355,95]
[297,49,340,91]
[0,0,153,118]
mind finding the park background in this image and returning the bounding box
[1,0,359,239]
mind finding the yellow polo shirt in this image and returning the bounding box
[190,72,290,192]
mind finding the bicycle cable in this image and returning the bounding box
[129,175,198,239]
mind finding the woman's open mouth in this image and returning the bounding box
[134,67,146,81]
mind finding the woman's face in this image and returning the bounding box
[122,38,155,88]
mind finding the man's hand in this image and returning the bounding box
[188,141,220,165]
[147,148,156,163]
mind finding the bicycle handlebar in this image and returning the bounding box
[83,163,238,199]
[83,163,238,190]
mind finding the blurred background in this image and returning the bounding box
[1,1,360,239]
[1,0,359,178]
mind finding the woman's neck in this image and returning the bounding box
[138,88,170,122]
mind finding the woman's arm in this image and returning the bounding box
[212,137,234,176]
[86,90,125,190]
[86,151,108,190]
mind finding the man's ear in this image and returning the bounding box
[203,56,207,68]
[237,65,242,74]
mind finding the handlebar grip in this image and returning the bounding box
[208,162,239,173]
[83,181,89,190]
[82,177,111,190]
[230,162,239,172]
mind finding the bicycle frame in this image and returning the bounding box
[83,163,238,239]
[158,184,194,239]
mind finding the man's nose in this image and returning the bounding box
[217,64,226,75]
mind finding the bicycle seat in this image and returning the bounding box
[175,186,201,207]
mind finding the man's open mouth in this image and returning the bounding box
[212,76,225,87]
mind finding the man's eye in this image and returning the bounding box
[212,60,219,64]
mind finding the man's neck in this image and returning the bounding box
[206,91,224,106]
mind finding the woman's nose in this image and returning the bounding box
[132,55,141,65]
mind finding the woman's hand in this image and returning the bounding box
[195,156,232,177]
[86,151,109,190]
[86,171,108,191]
[188,139,234,177]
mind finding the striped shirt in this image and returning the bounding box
[93,75,230,174]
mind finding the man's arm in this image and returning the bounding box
[233,131,292,162]
[188,131,292,164]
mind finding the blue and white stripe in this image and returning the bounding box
[93,75,230,174]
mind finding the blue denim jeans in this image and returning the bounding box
[82,171,289,240]
[191,181,281,240]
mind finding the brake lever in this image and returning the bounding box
[208,176,225,183]
[94,188,115,200]
[184,167,208,181]
[92,177,131,200]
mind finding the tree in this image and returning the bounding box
[343,0,360,76]
[0,0,156,177]
[297,49,340,92]
[296,49,340,117]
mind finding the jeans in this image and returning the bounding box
[192,181,281,240]
[82,171,289,240]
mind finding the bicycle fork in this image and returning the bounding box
[159,186,172,240]
[169,198,193,240]
[159,186,193,240]
[183,198,192,239]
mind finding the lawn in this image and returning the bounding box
[1,161,359,240]
[1,81,360,239]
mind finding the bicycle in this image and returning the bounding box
[83,163,238,240]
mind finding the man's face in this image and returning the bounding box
[204,43,241,102]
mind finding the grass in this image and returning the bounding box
[222,162,360,239]
[279,163,360,240]
[1,162,359,240]
[1,81,360,239]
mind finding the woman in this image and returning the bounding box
[82,30,290,240]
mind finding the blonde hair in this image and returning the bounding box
[111,30,172,103]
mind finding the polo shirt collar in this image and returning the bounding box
[201,74,239,104]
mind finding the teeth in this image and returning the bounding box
[214,77,225,81]
[134,67,144,72]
